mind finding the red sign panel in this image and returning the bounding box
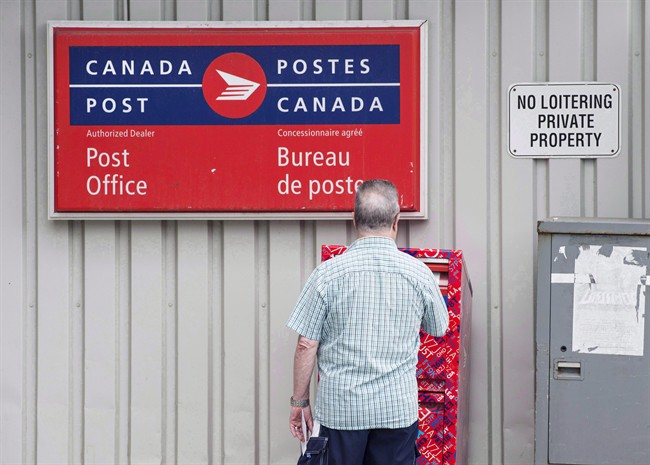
[48,21,427,219]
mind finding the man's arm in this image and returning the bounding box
[422,279,449,337]
[289,335,319,441]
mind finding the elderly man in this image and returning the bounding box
[287,179,449,465]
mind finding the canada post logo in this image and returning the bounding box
[67,45,400,125]
[202,52,268,118]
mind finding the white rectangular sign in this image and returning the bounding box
[508,82,620,158]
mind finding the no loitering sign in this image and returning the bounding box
[507,82,621,158]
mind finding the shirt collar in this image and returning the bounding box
[348,236,398,251]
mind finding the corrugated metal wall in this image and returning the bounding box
[1,1,647,464]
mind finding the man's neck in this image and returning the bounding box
[357,229,395,240]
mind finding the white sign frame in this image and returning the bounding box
[47,20,429,220]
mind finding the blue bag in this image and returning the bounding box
[297,436,328,465]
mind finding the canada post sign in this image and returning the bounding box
[49,22,426,218]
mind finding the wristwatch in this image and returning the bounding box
[290,396,309,408]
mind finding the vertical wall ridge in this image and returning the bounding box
[533,0,550,221]
[209,220,225,464]
[630,0,645,218]
[115,221,131,465]
[162,221,178,464]
[640,1,650,218]
[644,0,649,219]
[487,2,504,463]
[580,0,597,217]
[207,220,215,465]
[22,0,38,463]
[255,220,271,464]
[442,0,455,248]
[69,220,84,465]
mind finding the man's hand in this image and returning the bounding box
[289,405,313,442]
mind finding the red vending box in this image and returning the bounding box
[322,246,472,465]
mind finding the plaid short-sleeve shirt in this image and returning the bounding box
[287,236,448,430]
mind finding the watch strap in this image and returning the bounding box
[290,396,309,408]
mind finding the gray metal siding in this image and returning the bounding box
[1,0,648,464]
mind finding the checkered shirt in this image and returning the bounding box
[287,236,448,430]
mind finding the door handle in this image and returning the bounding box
[554,360,583,380]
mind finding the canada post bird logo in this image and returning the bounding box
[215,70,260,101]
[202,53,267,118]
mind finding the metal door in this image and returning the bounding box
[548,234,650,465]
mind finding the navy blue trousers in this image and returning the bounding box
[319,421,419,465]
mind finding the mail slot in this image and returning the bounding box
[322,246,472,465]
[421,259,450,295]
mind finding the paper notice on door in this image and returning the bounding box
[572,245,648,356]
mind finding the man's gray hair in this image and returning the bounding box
[354,180,400,231]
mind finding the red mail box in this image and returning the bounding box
[322,246,472,465]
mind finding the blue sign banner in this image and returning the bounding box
[67,45,401,125]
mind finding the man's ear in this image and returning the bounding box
[352,211,357,229]
[392,213,401,231]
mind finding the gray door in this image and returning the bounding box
[548,234,650,465]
